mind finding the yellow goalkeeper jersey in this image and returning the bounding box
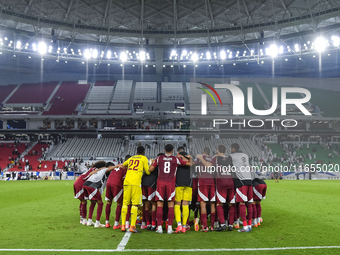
[123,155,149,186]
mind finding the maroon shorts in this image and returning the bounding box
[156,184,176,202]
[236,185,253,203]
[73,184,84,200]
[253,184,267,201]
[216,186,235,204]
[83,186,102,201]
[142,186,157,202]
[197,185,216,202]
[105,184,123,203]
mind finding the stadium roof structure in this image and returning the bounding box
[1,0,340,47]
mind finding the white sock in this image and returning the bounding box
[125,221,129,226]
[168,225,173,231]
[177,222,182,227]
[114,221,119,227]
[257,217,261,222]
[106,220,109,224]
[96,220,100,224]
[142,222,146,226]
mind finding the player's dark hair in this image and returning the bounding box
[106,162,115,167]
[203,147,210,155]
[231,143,240,151]
[177,146,185,153]
[165,144,174,153]
[218,145,226,154]
[157,153,165,156]
[92,161,106,169]
[125,155,131,161]
[137,146,145,155]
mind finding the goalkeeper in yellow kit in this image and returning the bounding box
[115,146,150,233]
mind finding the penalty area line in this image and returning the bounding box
[0,246,340,252]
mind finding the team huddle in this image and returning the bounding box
[73,143,267,234]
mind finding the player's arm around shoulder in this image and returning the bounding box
[147,157,158,174]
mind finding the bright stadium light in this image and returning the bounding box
[331,36,340,47]
[192,53,198,62]
[38,42,47,55]
[182,49,187,56]
[206,51,211,60]
[279,46,284,54]
[107,50,112,58]
[171,49,176,56]
[139,51,146,62]
[32,43,37,51]
[268,44,278,57]
[120,52,127,62]
[92,49,98,58]
[294,44,299,52]
[314,37,327,52]
[16,41,21,49]
[84,49,91,59]
[220,50,226,60]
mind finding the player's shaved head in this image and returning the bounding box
[218,145,226,154]
[177,146,185,153]
[137,146,145,155]
[231,143,240,151]
[157,153,165,156]
[203,147,210,155]
[125,155,132,161]
[92,161,106,169]
[165,144,174,153]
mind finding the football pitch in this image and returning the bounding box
[1,180,340,255]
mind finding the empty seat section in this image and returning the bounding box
[161,82,184,101]
[6,81,58,104]
[134,82,157,102]
[0,84,17,103]
[43,82,90,115]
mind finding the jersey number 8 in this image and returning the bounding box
[164,162,170,173]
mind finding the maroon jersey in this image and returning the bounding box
[152,154,187,186]
[195,155,215,186]
[106,167,127,188]
[211,156,234,189]
[74,167,96,187]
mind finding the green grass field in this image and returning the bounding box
[1,180,340,254]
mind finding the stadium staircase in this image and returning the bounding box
[157,82,161,103]
[2,84,21,104]
[3,141,37,172]
[182,82,190,111]
[129,81,137,110]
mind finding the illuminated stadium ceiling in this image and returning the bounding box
[1,0,340,46]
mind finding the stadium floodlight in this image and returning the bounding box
[84,49,91,59]
[139,51,146,62]
[107,50,112,58]
[206,51,211,60]
[229,52,232,59]
[294,44,299,52]
[38,42,47,55]
[92,49,98,58]
[192,53,198,62]
[32,43,37,51]
[120,52,127,62]
[279,46,284,54]
[171,49,176,56]
[16,41,21,49]
[182,50,187,56]
[314,37,327,52]
[220,50,226,60]
[268,44,278,57]
[331,36,340,47]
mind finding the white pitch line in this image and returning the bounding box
[116,231,132,251]
[0,246,340,252]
